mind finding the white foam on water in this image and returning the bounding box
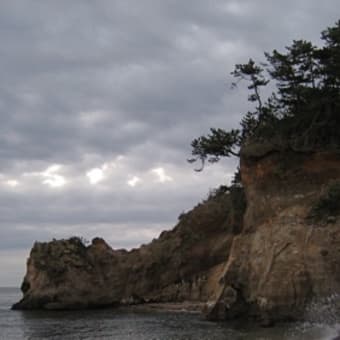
[287,294,340,340]
[318,322,340,340]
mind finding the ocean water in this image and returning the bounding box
[1,288,340,340]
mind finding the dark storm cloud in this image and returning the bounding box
[0,0,339,284]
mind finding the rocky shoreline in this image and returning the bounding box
[118,302,204,313]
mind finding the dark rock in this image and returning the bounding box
[328,216,337,224]
[13,192,238,310]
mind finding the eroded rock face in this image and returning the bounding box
[12,237,122,309]
[207,150,340,323]
[13,193,240,310]
[13,148,340,324]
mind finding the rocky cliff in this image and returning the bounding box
[12,189,243,310]
[206,147,340,324]
[13,147,340,325]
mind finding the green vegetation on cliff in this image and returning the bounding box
[309,181,340,221]
[189,20,340,171]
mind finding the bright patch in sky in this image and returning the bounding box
[222,2,248,15]
[43,175,66,188]
[44,164,61,173]
[151,168,173,183]
[42,165,66,188]
[6,180,19,187]
[87,168,105,185]
[127,176,141,187]
[80,110,109,126]
[86,163,114,185]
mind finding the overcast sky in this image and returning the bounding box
[0,1,338,286]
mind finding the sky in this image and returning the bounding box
[0,1,339,286]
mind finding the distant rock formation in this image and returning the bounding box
[12,190,242,310]
[13,146,340,325]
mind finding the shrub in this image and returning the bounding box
[310,181,340,220]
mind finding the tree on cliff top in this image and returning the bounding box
[189,20,340,172]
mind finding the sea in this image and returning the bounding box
[1,287,340,340]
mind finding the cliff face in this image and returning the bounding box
[13,191,242,310]
[13,237,123,309]
[207,148,340,324]
[13,148,340,324]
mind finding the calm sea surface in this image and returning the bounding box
[1,287,339,339]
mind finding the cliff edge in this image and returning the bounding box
[12,189,243,310]
[206,147,340,324]
[13,147,340,325]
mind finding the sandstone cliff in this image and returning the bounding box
[12,189,243,310]
[206,147,340,324]
[13,148,340,325]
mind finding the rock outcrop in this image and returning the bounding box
[13,191,243,310]
[206,148,340,324]
[13,147,340,325]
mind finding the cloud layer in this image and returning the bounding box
[0,0,338,285]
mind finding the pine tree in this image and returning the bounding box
[189,20,340,173]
